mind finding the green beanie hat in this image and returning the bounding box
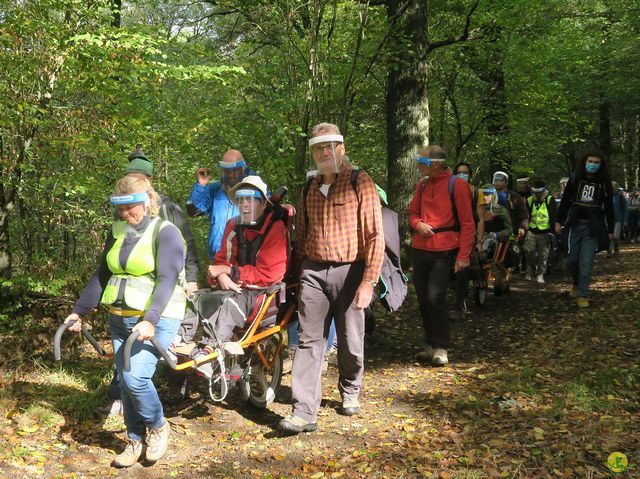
[125,148,153,177]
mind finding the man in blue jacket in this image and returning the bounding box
[187,149,254,256]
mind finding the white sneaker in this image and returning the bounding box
[536,274,545,284]
[525,273,534,281]
[145,421,171,462]
[415,345,435,362]
[432,348,448,366]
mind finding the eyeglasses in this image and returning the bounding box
[311,142,341,154]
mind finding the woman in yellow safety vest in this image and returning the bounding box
[63,176,186,467]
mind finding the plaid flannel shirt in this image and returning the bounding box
[292,163,384,283]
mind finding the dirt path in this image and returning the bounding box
[1,245,639,478]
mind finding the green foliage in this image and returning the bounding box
[1,0,639,286]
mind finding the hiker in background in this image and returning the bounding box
[608,182,628,256]
[523,179,557,284]
[187,150,254,257]
[410,146,474,366]
[556,148,614,308]
[451,161,486,319]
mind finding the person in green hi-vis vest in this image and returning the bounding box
[63,176,186,468]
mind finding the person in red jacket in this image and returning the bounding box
[408,145,475,366]
[192,176,288,375]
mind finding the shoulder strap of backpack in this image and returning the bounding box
[545,194,553,207]
[350,168,361,193]
[448,175,460,232]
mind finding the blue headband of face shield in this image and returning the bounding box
[531,187,546,193]
[416,156,431,167]
[219,160,246,169]
[235,189,264,201]
[482,187,497,195]
[110,192,149,205]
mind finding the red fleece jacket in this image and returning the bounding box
[408,169,475,261]
[212,211,288,287]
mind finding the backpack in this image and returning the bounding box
[302,170,408,312]
[378,207,408,312]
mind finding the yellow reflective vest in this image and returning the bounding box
[527,195,552,231]
[100,217,186,320]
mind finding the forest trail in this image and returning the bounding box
[1,245,639,479]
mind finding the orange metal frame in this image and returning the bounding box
[173,286,298,372]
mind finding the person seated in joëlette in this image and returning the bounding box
[190,176,288,376]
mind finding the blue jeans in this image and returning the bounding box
[288,318,336,352]
[109,314,180,442]
[565,223,598,298]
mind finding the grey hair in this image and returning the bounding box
[311,122,341,137]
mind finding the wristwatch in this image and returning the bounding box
[366,280,378,287]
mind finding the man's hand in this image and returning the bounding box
[64,313,82,333]
[516,227,526,240]
[608,233,614,240]
[454,259,470,273]
[416,221,435,238]
[208,264,232,280]
[554,222,562,236]
[217,273,242,293]
[352,281,374,310]
[186,281,198,297]
[133,320,155,341]
[196,167,211,186]
[475,242,483,253]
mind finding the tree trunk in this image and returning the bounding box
[386,0,429,241]
[112,0,122,28]
[479,25,510,176]
[0,178,10,279]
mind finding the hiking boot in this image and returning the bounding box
[113,437,143,468]
[415,345,435,362]
[339,399,361,416]
[536,274,545,284]
[576,297,589,308]
[278,415,317,434]
[570,285,578,298]
[432,348,449,366]
[145,421,170,463]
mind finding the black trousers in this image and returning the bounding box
[412,248,455,349]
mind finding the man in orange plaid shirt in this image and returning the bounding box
[279,123,384,434]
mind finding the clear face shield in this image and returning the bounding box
[531,186,546,199]
[109,192,149,234]
[219,160,246,188]
[309,134,344,175]
[492,173,508,190]
[482,187,497,208]
[515,178,530,193]
[235,189,265,225]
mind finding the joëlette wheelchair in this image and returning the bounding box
[161,284,297,408]
[54,285,297,409]
[470,235,510,306]
[54,187,298,410]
